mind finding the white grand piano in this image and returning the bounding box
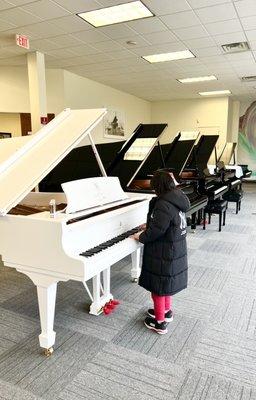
[0,108,152,355]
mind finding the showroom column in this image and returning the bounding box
[27,51,47,133]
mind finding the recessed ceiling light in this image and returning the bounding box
[178,75,217,84]
[142,50,195,63]
[199,90,231,96]
[77,1,154,28]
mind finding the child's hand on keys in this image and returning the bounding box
[130,231,143,240]
[139,223,146,231]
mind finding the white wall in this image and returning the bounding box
[63,70,151,145]
[0,113,21,137]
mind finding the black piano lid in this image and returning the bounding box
[39,141,125,192]
[135,132,196,179]
[164,137,197,177]
[107,123,168,188]
[186,135,219,172]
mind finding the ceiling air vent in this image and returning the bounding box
[221,41,250,53]
[240,76,256,82]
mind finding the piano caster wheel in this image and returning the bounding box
[43,347,54,357]
[132,278,138,283]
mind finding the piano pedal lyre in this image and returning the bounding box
[43,347,54,357]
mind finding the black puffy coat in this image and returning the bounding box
[139,189,190,296]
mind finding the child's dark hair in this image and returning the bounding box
[150,169,176,195]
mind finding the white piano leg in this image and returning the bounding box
[131,248,141,282]
[37,282,57,355]
[89,269,113,316]
[17,270,58,356]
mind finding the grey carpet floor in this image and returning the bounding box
[0,183,256,399]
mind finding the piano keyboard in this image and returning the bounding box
[80,227,140,258]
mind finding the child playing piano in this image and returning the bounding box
[131,169,190,334]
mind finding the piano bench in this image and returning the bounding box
[203,200,228,232]
[223,190,243,214]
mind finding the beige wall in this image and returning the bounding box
[0,113,21,137]
[0,67,64,115]
[151,97,230,160]
[63,70,151,145]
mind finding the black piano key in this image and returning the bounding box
[80,226,141,258]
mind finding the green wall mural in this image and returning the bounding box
[238,101,256,178]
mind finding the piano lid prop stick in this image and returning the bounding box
[88,132,107,177]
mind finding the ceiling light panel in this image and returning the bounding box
[199,90,231,96]
[142,50,195,63]
[77,1,154,28]
[178,75,217,83]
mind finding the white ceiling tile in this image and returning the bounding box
[188,0,232,9]
[241,16,256,31]
[0,18,15,31]
[115,35,150,48]
[90,40,125,51]
[47,15,92,33]
[0,7,43,26]
[0,1,15,10]
[130,42,187,56]
[204,19,242,35]
[45,47,78,58]
[234,0,256,18]
[98,24,137,39]
[22,0,70,21]
[53,0,100,13]
[105,49,136,59]
[73,29,108,44]
[195,3,237,24]
[63,44,101,56]
[4,20,66,39]
[183,36,216,49]
[7,0,38,4]
[224,51,255,62]
[127,17,167,34]
[193,46,222,57]
[173,25,209,40]
[160,10,201,29]
[142,0,191,16]
[143,30,177,45]
[212,31,247,45]
[30,38,60,51]
[245,30,256,41]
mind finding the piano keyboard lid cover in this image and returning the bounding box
[0,108,106,216]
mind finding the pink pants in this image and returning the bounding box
[151,293,172,322]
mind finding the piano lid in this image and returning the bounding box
[217,142,236,165]
[0,108,106,216]
[186,134,219,172]
[107,123,168,188]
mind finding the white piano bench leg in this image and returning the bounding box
[131,248,141,282]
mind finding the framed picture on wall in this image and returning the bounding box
[104,108,125,139]
[0,132,11,139]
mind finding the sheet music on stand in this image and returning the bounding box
[124,138,156,161]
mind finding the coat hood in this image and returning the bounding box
[160,189,190,212]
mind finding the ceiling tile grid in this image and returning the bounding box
[0,0,255,101]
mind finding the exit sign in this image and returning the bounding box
[16,34,29,49]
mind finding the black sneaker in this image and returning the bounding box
[144,317,168,334]
[147,309,173,322]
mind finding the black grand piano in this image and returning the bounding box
[110,131,209,229]
[181,134,230,201]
